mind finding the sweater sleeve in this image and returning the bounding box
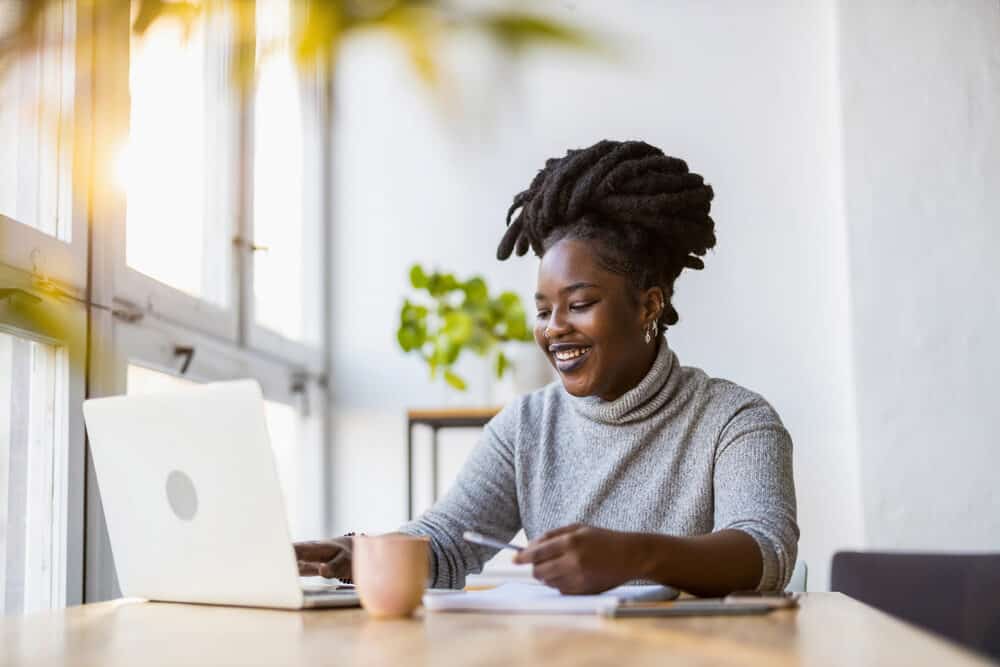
[397,410,521,589]
[712,400,799,592]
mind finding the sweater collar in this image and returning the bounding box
[566,338,677,425]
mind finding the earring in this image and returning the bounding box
[645,320,658,344]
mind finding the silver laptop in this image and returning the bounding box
[82,380,359,609]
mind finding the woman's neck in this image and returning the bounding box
[597,337,662,402]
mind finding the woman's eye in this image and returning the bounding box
[569,302,594,312]
[536,310,550,320]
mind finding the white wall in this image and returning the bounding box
[328,1,871,589]
[837,1,1000,551]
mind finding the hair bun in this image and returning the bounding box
[499,139,717,328]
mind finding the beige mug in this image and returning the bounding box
[352,534,430,618]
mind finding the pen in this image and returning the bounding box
[462,531,524,552]
[602,601,775,618]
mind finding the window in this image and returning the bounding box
[0,332,69,615]
[126,363,196,395]
[0,0,87,612]
[0,0,87,289]
[2,0,331,608]
[251,0,323,347]
[0,0,74,239]
[121,8,233,306]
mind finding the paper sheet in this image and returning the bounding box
[423,582,678,615]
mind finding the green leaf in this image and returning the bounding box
[380,6,443,89]
[397,323,423,352]
[478,12,600,54]
[505,310,528,341]
[442,311,473,344]
[409,264,428,289]
[427,273,444,297]
[494,350,509,379]
[498,291,521,308]
[444,370,468,391]
[400,301,429,328]
[468,330,490,356]
[463,277,488,304]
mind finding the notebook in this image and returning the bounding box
[423,582,678,615]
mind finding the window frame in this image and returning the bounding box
[241,7,326,372]
[0,0,90,293]
[0,262,87,610]
[79,0,334,603]
[109,1,243,342]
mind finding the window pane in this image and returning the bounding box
[124,365,307,536]
[1,332,67,615]
[0,0,75,239]
[252,0,322,344]
[126,363,197,395]
[123,7,232,305]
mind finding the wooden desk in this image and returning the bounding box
[2,594,991,666]
[406,407,501,519]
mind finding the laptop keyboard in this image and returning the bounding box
[302,584,357,597]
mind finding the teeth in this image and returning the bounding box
[554,347,589,361]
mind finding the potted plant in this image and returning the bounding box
[396,263,532,392]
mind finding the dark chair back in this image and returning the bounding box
[831,551,1000,660]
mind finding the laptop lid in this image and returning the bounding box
[83,380,304,609]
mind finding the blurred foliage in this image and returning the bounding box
[0,0,598,89]
[0,1,597,362]
[398,263,532,392]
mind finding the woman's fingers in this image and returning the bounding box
[294,541,338,562]
[513,523,583,564]
[295,539,352,577]
[537,523,582,542]
[514,530,578,565]
[532,556,569,582]
[532,557,582,592]
[318,552,351,580]
[298,560,321,576]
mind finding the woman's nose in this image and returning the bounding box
[546,307,572,338]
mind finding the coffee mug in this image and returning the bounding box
[352,534,430,618]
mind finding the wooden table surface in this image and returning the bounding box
[2,593,992,666]
[406,407,503,422]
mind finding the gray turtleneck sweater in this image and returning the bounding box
[400,341,799,592]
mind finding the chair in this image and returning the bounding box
[785,559,808,593]
[831,551,1000,660]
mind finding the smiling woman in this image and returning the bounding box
[295,140,799,598]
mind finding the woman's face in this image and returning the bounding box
[534,238,660,401]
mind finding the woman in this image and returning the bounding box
[296,140,798,596]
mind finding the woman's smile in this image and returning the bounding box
[549,344,593,373]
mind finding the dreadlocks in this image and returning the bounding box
[497,140,717,328]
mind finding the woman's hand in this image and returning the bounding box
[294,537,353,580]
[512,524,645,594]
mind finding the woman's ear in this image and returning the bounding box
[640,286,665,325]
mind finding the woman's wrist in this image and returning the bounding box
[627,532,675,581]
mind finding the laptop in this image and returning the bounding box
[82,379,360,609]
